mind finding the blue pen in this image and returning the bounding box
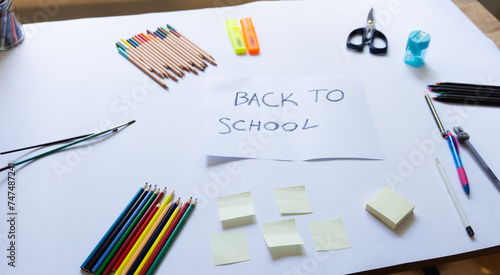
[425,92,470,195]
[445,130,470,195]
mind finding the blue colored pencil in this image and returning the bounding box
[80,184,147,272]
[92,186,156,272]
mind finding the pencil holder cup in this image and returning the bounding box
[0,0,25,51]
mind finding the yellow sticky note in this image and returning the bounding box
[210,229,251,265]
[273,186,313,214]
[308,217,351,251]
[366,187,415,230]
[261,219,304,247]
[218,191,255,221]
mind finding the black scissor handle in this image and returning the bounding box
[369,29,388,54]
[346,27,366,51]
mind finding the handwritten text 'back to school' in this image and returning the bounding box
[218,89,345,134]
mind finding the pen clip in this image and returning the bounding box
[452,134,460,154]
[446,131,460,154]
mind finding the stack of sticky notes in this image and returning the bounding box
[366,187,415,230]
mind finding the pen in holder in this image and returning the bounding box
[0,0,24,50]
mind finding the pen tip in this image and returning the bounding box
[466,226,475,237]
[128,120,136,125]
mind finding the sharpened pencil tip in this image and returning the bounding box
[128,120,136,125]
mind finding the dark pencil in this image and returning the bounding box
[143,198,196,275]
[428,86,500,94]
[87,185,151,271]
[433,82,500,90]
[94,187,159,274]
[434,91,500,98]
[102,188,165,275]
[128,198,179,274]
[81,184,147,272]
[433,95,500,107]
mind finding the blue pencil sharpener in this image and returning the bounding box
[404,30,431,67]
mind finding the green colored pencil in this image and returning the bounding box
[145,199,196,275]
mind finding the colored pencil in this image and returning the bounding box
[431,82,500,90]
[135,198,190,275]
[433,91,500,98]
[129,199,181,274]
[117,47,169,90]
[433,94,500,107]
[80,183,147,272]
[162,27,209,67]
[111,191,173,272]
[429,86,500,94]
[103,188,165,275]
[119,198,180,275]
[92,186,156,272]
[109,205,158,274]
[144,199,196,275]
[119,40,169,79]
[115,195,174,274]
[117,24,216,89]
[89,185,151,270]
[95,187,161,274]
[132,35,184,78]
[157,28,206,71]
[0,120,135,172]
[121,39,170,79]
[145,31,198,75]
[167,24,216,65]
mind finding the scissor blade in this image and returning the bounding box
[367,8,374,23]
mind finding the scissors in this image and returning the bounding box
[346,8,388,54]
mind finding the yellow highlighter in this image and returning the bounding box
[225,18,246,54]
[240,17,260,54]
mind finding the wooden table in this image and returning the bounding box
[13,0,500,49]
[452,0,500,49]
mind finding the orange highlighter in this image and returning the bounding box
[240,17,260,54]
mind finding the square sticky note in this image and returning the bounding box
[273,186,313,214]
[261,219,304,247]
[218,191,255,221]
[366,187,415,230]
[308,217,351,251]
[210,229,251,265]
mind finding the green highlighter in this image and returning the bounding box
[226,18,246,54]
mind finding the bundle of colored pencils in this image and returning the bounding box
[81,184,196,275]
[0,0,25,50]
[428,82,500,107]
[116,24,216,90]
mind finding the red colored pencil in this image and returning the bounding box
[107,193,163,273]
[138,198,191,275]
[102,188,165,275]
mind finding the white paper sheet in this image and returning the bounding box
[203,76,385,161]
[1,0,500,274]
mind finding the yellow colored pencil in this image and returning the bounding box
[115,192,174,274]
[133,202,184,275]
[119,197,179,274]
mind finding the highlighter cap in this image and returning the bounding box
[240,17,254,28]
[225,18,239,29]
